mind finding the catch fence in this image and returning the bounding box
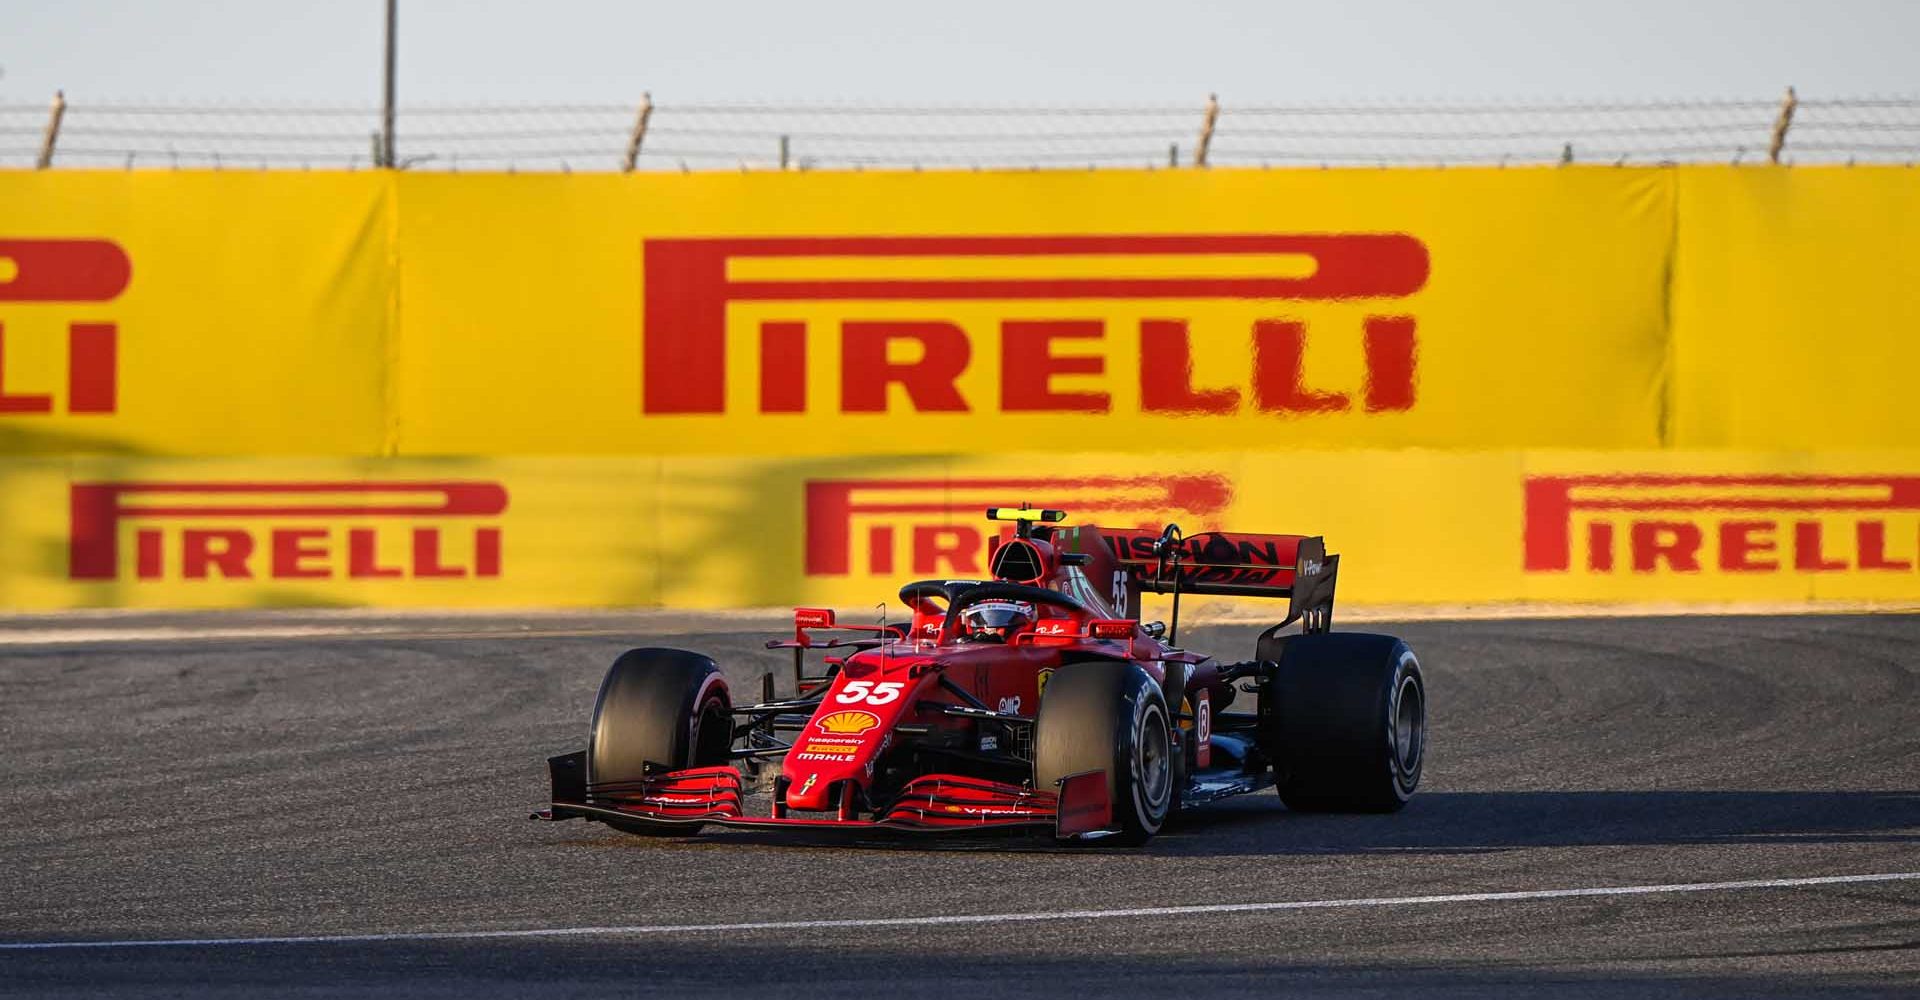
[6,89,1918,171]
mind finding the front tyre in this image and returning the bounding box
[1033,661,1174,845]
[1267,633,1425,813]
[587,647,733,835]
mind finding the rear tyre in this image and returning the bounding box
[587,647,733,835]
[1034,661,1174,845]
[1266,633,1424,813]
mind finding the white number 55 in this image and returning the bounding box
[836,680,905,705]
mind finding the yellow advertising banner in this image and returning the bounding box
[393,168,1675,455]
[0,172,394,456]
[10,167,1920,463]
[731,449,1920,608]
[1671,166,1920,451]
[4,449,1917,611]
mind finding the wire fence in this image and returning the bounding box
[5,91,1918,172]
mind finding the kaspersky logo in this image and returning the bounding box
[1524,474,1920,574]
[0,239,130,415]
[70,481,509,581]
[805,475,1232,577]
[641,234,1429,416]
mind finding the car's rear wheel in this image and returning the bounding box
[1033,661,1173,845]
[588,647,733,835]
[1265,633,1424,813]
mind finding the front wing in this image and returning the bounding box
[532,752,1114,838]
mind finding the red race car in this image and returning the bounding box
[535,507,1425,845]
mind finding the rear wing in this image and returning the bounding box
[1097,528,1338,632]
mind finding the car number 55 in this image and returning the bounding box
[836,681,905,705]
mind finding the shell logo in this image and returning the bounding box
[816,710,881,736]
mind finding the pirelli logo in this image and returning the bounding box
[805,475,1231,577]
[1524,474,1920,574]
[69,481,509,582]
[642,233,1429,417]
[0,239,131,415]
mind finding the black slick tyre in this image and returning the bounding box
[1033,660,1174,845]
[1267,633,1425,813]
[587,647,733,835]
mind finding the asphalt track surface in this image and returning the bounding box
[1,612,1917,998]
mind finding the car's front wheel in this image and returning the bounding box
[1033,660,1174,845]
[587,647,733,835]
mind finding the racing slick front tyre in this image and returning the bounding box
[587,647,733,836]
[1267,633,1424,814]
[1033,661,1174,846]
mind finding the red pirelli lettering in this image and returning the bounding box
[1000,320,1107,413]
[758,321,807,413]
[271,529,330,579]
[1252,319,1347,413]
[840,321,970,413]
[0,240,131,302]
[1139,319,1237,414]
[0,325,54,413]
[1630,522,1701,573]
[1524,474,1920,575]
[642,233,1429,415]
[183,529,253,579]
[0,322,120,415]
[1717,520,1778,572]
[69,481,509,582]
[804,475,1233,577]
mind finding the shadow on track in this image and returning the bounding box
[547,789,1920,859]
[1146,789,1920,858]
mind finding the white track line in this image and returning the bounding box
[3,871,1915,952]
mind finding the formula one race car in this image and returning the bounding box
[535,507,1425,845]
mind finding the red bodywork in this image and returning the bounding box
[548,520,1332,838]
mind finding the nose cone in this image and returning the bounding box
[783,708,886,810]
[783,653,930,812]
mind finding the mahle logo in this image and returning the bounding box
[805,474,1232,578]
[1524,474,1920,575]
[641,233,1429,417]
[70,481,509,582]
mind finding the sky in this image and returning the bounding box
[4,0,1917,106]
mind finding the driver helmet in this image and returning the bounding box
[961,599,1035,643]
